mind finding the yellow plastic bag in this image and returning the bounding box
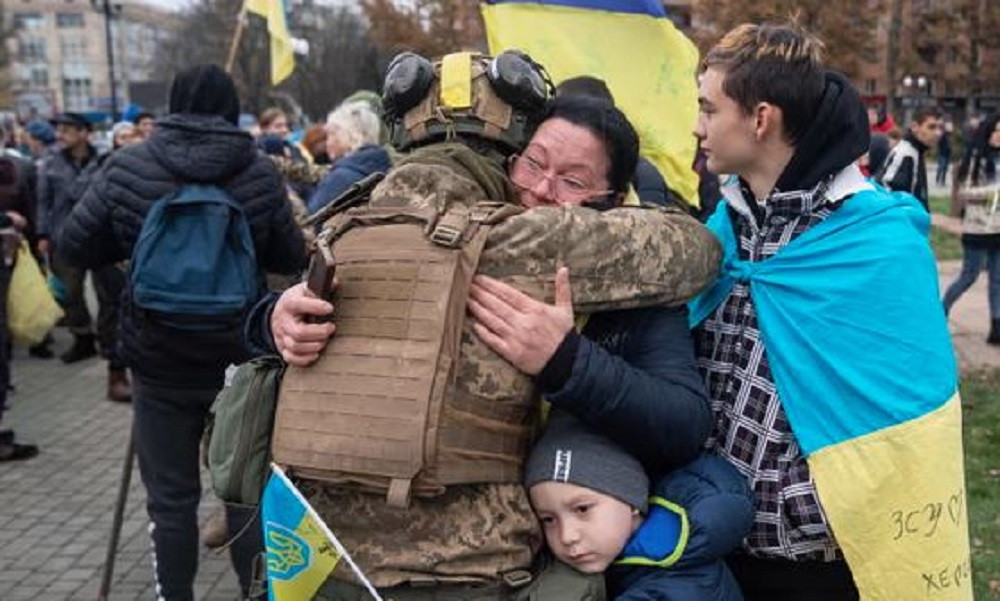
[7,240,63,345]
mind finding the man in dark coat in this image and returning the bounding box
[37,112,129,374]
[58,64,307,601]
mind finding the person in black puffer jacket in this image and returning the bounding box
[57,64,307,601]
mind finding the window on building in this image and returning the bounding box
[866,78,878,94]
[30,68,48,88]
[62,78,92,112]
[18,37,46,61]
[13,12,44,30]
[60,37,86,59]
[56,12,84,28]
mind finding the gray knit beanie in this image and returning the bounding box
[525,410,649,513]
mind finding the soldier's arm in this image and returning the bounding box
[482,205,721,312]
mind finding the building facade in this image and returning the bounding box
[3,0,178,121]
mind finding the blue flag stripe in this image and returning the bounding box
[689,186,958,454]
[482,0,666,18]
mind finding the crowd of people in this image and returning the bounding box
[0,17,987,601]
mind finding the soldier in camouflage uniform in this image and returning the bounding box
[247,53,720,600]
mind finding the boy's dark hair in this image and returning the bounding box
[259,107,287,128]
[912,106,942,125]
[544,95,639,196]
[957,112,999,186]
[556,76,615,104]
[132,111,154,124]
[702,22,826,145]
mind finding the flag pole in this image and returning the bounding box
[225,3,248,74]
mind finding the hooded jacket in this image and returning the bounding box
[36,143,98,240]
[58,65,306,388]
[695,70,874,564]
[609,454,753,601]
[727,70,870,228]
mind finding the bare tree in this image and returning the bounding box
[284,4,382,122]
[361,0,485,58]
[152,0,383,123]
[691,0,884,83]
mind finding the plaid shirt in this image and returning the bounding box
[695,177,843,562]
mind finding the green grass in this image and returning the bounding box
[928,194,963,261]
[931,226,964,261]
[930,194,952,216]
[963,369,1000,599]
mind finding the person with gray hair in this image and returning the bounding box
[306,99,391,215]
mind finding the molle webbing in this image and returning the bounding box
[273,201,535,507]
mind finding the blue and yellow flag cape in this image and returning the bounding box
[244,0,294,85]
[689,185,973,600]
[480,0,700,207]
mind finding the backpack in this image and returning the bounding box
[207,355,286,506]
[129,183,259,331]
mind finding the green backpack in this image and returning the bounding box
[207,355,286,506]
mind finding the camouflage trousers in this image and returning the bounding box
[314,559,605,601]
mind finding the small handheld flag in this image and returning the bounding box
[262,464,384,601]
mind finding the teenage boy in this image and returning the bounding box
[877,106,943,210]
[691,22,970,601]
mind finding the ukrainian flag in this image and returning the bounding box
[244,0,295,85]
[261,465,342,601]
[481,0,700,206]
[690,175,973,600]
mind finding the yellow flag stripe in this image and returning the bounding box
[482,2,700,205]
[243,0,294,85]
[809,394,972,600]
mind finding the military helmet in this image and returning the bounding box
[381,50,554,156]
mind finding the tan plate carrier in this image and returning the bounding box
[272,200,538,507]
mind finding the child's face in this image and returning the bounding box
[529,481,641,574]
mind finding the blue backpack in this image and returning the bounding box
[130,184,259,331]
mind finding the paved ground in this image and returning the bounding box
[0,329,241,601]
[940,259,999,372]
[0,248,995,601]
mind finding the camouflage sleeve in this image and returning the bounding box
[481,205,722,311]
[273,156,330,186]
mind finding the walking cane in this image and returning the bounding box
[97,428,135,601]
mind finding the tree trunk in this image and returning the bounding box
[885,0,904,120]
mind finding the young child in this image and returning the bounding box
[524,410,754,600]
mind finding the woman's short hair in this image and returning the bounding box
[326,101,381,153]
[959,112,1000,186]
[543,95,639,195]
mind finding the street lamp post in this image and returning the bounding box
[91,0,122,122]
[901,74,931,124]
